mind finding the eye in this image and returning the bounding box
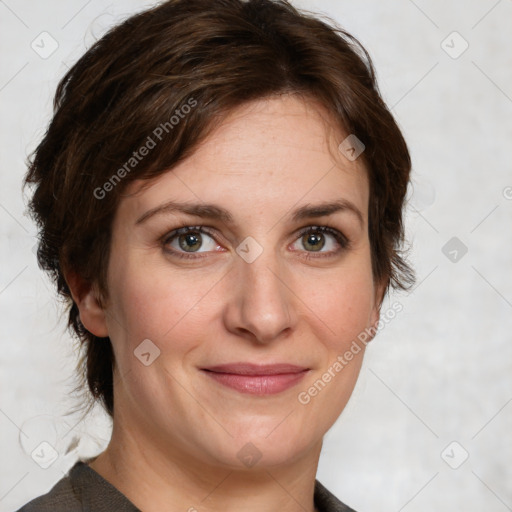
[162,226,222,259]
[291,226,350,258]
[161,224,350,261]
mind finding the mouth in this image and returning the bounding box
[200,363,310,395]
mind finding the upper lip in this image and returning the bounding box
[201,363,309,375]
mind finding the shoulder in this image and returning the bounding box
[14,460,140,512]
[14,470,80,512]
[16,464,354,512]
[314,480,358,512]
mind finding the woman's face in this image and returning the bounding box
[97,95,383,469]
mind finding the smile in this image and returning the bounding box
[200,363,310,395]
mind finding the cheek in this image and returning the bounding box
[304,261,376,350]
[105,257,219,357]
[295,264,375,428]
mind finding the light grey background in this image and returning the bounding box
[1,1,511,511]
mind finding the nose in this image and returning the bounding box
[223,248,297,345]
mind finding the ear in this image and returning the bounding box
[367,278,387,342]
[64,268,109,338]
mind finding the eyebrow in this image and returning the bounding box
[135,198,364,227]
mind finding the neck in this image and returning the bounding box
[89,412,322,512]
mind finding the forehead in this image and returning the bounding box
[120,94,369,223]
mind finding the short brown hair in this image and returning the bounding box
[25,0,414,418]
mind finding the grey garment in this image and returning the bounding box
[15,460,357,512]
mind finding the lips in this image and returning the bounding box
[202,363,308,375]
[200,363,309,395]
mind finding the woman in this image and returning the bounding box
[18,0,414,510]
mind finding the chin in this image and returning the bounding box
[212,422,319,470]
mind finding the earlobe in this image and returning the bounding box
[367,279,387,342]
[64,269,109,338]
[367,306,380,343]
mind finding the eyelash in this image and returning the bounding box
[161,225,351,261]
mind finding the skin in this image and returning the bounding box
[68,94,385,512]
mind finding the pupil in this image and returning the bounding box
[304,232,324,251]
[179,233,201,252]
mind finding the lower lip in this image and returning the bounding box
[202,370,309,395]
